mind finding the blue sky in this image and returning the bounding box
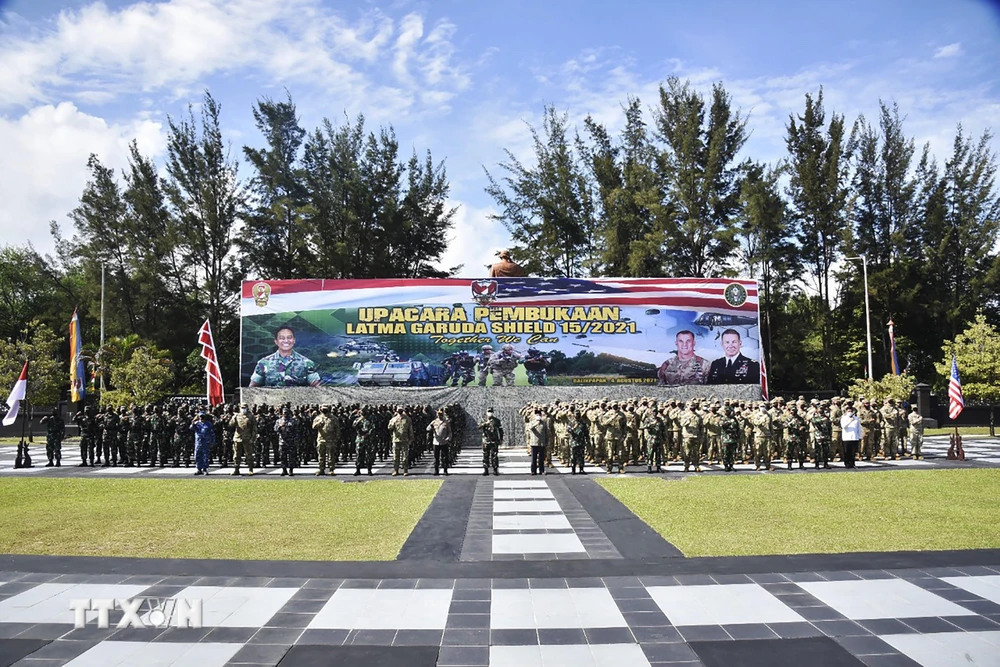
[1,0,998,273]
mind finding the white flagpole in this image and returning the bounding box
[100,264,105,391]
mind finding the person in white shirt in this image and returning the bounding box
[840,405,862,469]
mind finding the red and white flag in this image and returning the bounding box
[198,320,224,406]
[760,352,769,401]
[3,361,28,426]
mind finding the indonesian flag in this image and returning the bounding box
[198,320,224,406]
[3,361,28,426]
[760,351,769,401]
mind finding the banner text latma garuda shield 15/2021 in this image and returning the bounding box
[239,278,761,388]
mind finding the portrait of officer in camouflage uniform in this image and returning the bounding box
[248,326,321,387]
[657,330,709,385]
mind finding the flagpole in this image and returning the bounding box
[100,265,105,392]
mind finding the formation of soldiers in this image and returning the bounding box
[442,343,547,387]
[36,402,466,476]
[515,395,926,474]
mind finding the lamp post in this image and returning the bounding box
[845,255,873,380]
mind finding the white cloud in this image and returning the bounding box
[0,0,470,113]
[0,103,166,251]
[933,42,963,58]
[437,201,511,276]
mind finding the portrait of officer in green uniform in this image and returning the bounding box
[248,326,322,387]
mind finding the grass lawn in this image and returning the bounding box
[0,478,441,561]
[598,469,1000,557]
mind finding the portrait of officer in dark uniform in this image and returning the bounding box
[706,328,760,384]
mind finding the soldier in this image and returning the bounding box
[880,399,901,460]
[125,405,143,467]
[568,410,588,474]
[680,402,703,472]
[601,403,627,474]
[523,348,549,385]
[101,407,119,467]
[142,405,155,465]
[388,407,413,476]
[830,397,843,461]
[811,403,832,469]
[704,405,722,464]
[907,406,925,460]
[640,407,665,473]
[585,402,606,465]
[74,406,97,467]
[427,408,452,475]
[189,412,215,475]
[479,407,503,476]
[274,407,298,476]
[657,330,709,385]
[489,344,520,386]
[625,405,641,464]
[220,404,236,468]
[751,403,774,471]
[858,400,877,461]
[526,408,548,475]
[475,345,494,386]
[230,403,258,475]
[668,400,683,462]
[354,406,378,476]
[720,405,741,472]
[150,405,170,468]
[785,406,807,469]
[40,409,65,467]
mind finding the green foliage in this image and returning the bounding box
[936,313,1000,404]
[0,320,64,407]
[847,373,916,403]
[107,345,174,405]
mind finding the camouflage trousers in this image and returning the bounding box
[722,440,738,470]
[882,430,899,459]
[785,438,805,467]
[493,369,516,386]
[46,435,62,463]
[570,444,586,471]
[355,440,375,472]
[831,429,843,460]
[909,432,923,458]
[526,369,547,385]
[754,437,773,469]
[233,438,254,472]
[589,430,605,464]
[813,438,830,467]
[605,435,624,470]
[482,441,499,471]
[625,433,640,462]
[645,436,664,470]
[682,437,701,470]
[393,440,410,473]
[477,368,491,386]
[280,441,297,471]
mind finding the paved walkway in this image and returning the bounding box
[0,467,999,665]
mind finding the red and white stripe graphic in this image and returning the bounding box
[198,320,224,407]
[3,361,28,426]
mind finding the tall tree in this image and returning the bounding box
[654,77,748,277]
[240,94,310,279]
[163,91,243,346]
[485,106,596,277]
[785,88,853,387]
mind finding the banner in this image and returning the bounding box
[239,278,761,388]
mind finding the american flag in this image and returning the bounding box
[888,319,900,375]
[948,356,964,420]
[198,320,225,406]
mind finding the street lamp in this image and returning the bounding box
[844,255,873,380]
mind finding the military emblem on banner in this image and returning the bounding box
[252,282,271,307]
[723,282,748,308]
[471,280,498,305]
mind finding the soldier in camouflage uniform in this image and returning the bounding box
[427,408,452,475]
[858,401,877,461]
[40,409,65,467]
[102,407,119,466]
[479,407,503,476]
[353,407,377,476]
[657,330,709,385]
[704,405,722,464]
[475,345,493,386]
[601,403,627,474]
[829,397,843,461]
[73,406,96,467]
[523,348,549,385]
[489,345,520,386]
[151,405,170,468]
[751,403,774,471]
[720,405,741,471]
[880,399,901,460]
[680,402,703,472]
[231,404,258,475]
[810,403,832,469]
[275,407,298,476]
[312,405,340,475]
[784,406,807,469]
[641,407,665,473]
[125,406,144,467]
[388,407,413,476]
[568,410,588,474]
[907,406,925,460]
[249,327,321,387]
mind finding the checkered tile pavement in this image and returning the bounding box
[1,568,999,666]
[3,436,996,478]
